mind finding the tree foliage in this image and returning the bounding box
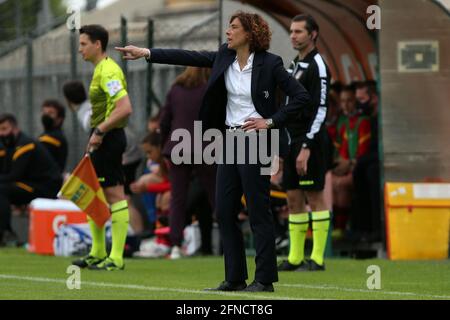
[0,0,66,41]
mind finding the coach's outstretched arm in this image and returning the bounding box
[115,45,150,60]
[115,45,216,68]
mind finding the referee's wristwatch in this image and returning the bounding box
[265,118,275,129]
[94,127,105,137]
[301,142,309,149]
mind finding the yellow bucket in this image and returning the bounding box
[385,183,450,260]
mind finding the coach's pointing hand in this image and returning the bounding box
[115,45,150,60]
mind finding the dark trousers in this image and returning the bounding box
[216,132,278,284]
[168,162,216,247]
[185,176,215,254]
[352,156,381,238]
[0,181,60,233]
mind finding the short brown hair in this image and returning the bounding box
[292,14,319,43]
[79,24,109,52]
[0,113,17,126]
[174,67,210,88]
[356,80,378,96]
[42,99,66,120]
[229,11,272,52]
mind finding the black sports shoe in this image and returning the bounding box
[204,281,247,291]
[88,258,125,271]
[308,259,325,271]
[293,260,311,272]
[71,255,106,269]
[278,259,303,271]
[243,281,274,292]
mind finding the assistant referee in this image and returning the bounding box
[72,25,132,271]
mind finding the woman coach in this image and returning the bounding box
[116,11,311,292]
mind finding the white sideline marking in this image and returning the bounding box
[278,283,450,299]
[0,274,304,300]
[3,274,447,300]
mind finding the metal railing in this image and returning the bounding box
[0,10,219,170]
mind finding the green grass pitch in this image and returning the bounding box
[0,248,448,300]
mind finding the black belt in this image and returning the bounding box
[225,125,243,131]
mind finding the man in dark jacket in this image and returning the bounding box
[0,113,62,245]
[39,99,68,174]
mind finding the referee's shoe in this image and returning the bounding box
[72,255,106,268]
[302,259,325,271]
[88,257,125,271]
[277,259,308,271]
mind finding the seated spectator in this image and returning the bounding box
[133,115,163,232]
[62,80,144,234]
[351,81,381,242]
[137,158,161,229]
[131,132,170,195]
[332,86,371,234]
[147,113,161,133]
[355,80,378,117]
[0,114,62,245]
[131,132,171,230]
[130,132,172,257]
[38,99,68,175]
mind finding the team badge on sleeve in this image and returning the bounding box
[106,79,123,97]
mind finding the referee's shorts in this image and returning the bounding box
[282,129,328,192]
[91,128,127,188]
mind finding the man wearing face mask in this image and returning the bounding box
[352,81,380,242]
[38,100,68,174]
[0,113,62,245]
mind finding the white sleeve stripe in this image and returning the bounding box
[306,55,328,140]
[314,54,327,78]
[306,106,327,140]
[299,62,310,68]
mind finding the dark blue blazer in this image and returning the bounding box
[149,44,311,131]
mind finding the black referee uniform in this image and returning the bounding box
[283,48,331,191]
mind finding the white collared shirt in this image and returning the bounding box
[224,52,263,127]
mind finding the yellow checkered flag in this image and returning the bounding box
[59,155,110,227]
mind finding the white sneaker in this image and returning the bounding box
[169,246,182,260]
[133,239,170,258]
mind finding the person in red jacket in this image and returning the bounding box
[332,85,371,233]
